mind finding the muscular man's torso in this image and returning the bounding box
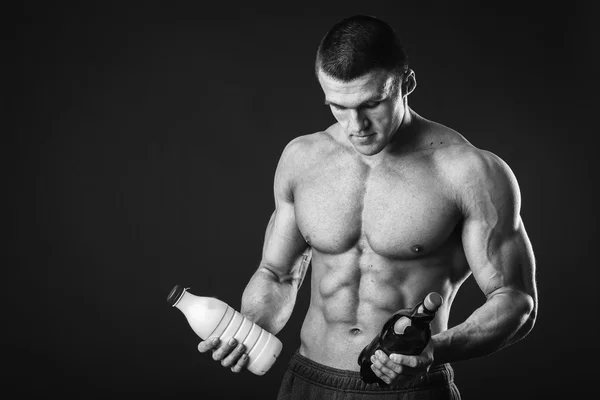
[292,116,473,370]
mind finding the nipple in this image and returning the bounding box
[411,245,423,253]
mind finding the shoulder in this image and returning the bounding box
[438,143,521,218]
[274,129,337,196]
[410,115,521,216]
[442,144,518,191]
[276,127,339,174]
[412,115,517,189]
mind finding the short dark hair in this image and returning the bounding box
[315,15,409,82]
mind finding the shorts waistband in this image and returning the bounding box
[287,350,454,393]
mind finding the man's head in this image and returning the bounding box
[315,15,416,156]
[315,15,409,91]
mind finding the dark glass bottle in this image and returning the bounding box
[357,292,443,386]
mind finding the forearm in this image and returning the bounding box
[240,265,300,335]
[432,288,536,364]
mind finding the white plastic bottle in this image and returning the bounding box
[167,285,283,376]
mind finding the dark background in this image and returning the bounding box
[8,1,598,399]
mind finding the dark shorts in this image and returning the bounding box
[276,350,461,400]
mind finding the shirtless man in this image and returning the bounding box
[197,15,537,399]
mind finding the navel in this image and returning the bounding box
[350,328,362,335]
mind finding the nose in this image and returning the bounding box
[346,109,369,134]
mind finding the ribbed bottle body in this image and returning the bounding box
[172,288,282,375]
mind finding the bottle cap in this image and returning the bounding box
[423,292,443,313]
[167,284,187,307]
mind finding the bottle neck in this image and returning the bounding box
[174,290,196,312]
[417,304,433,315]
[174,291,205,313]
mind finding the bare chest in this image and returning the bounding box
[294,156,459,259]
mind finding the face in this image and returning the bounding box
[318,68,405,156]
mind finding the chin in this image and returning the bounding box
[355,145,385,156]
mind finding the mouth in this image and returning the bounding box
[353,132,376,142]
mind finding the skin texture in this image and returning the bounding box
[197,68,537,386]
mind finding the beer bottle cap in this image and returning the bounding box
[423,293,443,312]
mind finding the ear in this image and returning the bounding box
[402,69,417,97]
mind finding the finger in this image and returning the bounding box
[198,337,220,353]
[370,355,396,384]
[389,354,425,376]
[230,353,249,373]
[390,354,419,368]
[212,337,238,361]
[370,366,391,385]
[376,351,403,375]
[221,343,246,368]
[370,363,390,385]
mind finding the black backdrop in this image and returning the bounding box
[8,1,598,399]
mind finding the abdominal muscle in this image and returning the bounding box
[298,248,454,371]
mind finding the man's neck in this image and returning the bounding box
[354,107,419,168]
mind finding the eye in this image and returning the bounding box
[363,101,382,109]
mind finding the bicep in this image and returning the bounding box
[460,152,536,301]
[261,202,310,281]
[258,138,311,283]
[463,216,536,300]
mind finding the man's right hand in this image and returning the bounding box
[197,337,249,373]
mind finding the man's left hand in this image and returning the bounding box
[370,339,434,386]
